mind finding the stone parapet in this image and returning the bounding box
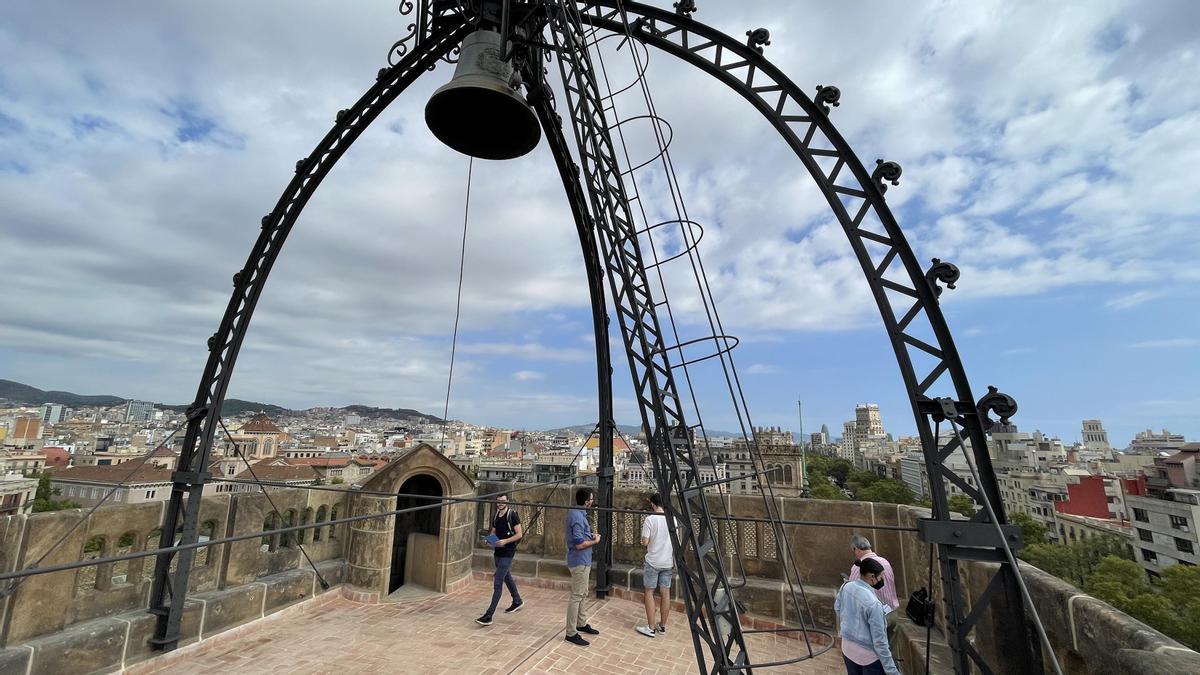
[0,559,345,675]
[962,560,1200,674]
[0,488,351,648]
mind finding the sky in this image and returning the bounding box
[1,1,1197,446]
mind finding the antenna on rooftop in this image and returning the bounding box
[798,397,810,498]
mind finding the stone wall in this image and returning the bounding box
[0,488,351,649]
[3,477,1197,674]
[473,482,924,633]
[0,560,345,675]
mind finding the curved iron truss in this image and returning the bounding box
[148,2,1041,673]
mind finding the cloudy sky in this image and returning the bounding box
[2,1,1197,446]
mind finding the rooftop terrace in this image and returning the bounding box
[128,577,843,675]
[2,447,1199,674]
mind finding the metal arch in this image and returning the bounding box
[519,60,620,602]
[544,6,756,671]
[146,1,1038,671]
[570,2,1040,672]
[147,19,473,650]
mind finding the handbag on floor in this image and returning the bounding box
[905,587,934,626]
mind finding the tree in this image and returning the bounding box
[857,479,915,505]
[1160,564,1200,649]
[30,472,80,513]
[947,494,976,518]
[1161,563,1200,609]
[1084,556,1183,642]
[809,480,847,501]
[34,472,55,501]
[1023,543,1084,586]
[826,461,852,488]
[1010,512,1047,547]
[1125,593,1180,640]
[1085,555,1150,602]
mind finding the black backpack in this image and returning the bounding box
[497,509,519,545]
[905,587,934,626]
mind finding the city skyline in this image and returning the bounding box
[2,1,1198,446]
[0,376,1185,454]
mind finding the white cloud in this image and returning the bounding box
[744,364,779,375]
[457,342,591,362]
[1,0,1197,429]
[1105,290,1165,311]
[513,370,543,381]
[1000,347,1035,356]
[1129,338,1200,349]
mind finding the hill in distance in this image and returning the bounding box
[0,379,126,407]
[0,379,441,423]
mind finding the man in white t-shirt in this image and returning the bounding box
[636,493,675,638]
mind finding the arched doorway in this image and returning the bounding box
[390,473,442,593]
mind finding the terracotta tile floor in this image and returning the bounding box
[135,579,843,674]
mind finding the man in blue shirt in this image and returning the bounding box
[564,487,601,646]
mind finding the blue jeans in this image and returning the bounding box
[842,655,884,675]
[642,564,673,589]
[486,554,520,615]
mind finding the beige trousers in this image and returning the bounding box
[565,564,591,636]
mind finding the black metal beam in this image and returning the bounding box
[545,6,748,671]
[147,18,473,651]
[521,55,616,599]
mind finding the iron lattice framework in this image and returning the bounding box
[149,2,1041,673]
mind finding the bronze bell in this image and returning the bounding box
[425,30,541,160]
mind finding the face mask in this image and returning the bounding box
[871,578,886,590]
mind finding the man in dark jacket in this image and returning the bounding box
[476,494,523,625]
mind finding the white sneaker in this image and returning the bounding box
[635,625,656,638]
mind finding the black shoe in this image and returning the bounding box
[565,633,590,646]
[576,624,600,635]
[475,614,493,626]
[505,600,524,613]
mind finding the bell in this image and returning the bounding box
[425,30,541,160]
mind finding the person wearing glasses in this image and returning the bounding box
[564,487,601,646]
[475,493,523,626]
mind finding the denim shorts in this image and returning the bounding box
[643,564,673,589]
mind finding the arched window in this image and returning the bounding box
[195,520,217,567]
[116,531,138,584]
[784,464,794,484]
[143,528,163,581]
[328,505,339,541]
[76,535,106,594]
[300,507,313,545]
[314,505,327,542]
[169,525,182,573]
[282,510,297,548]
[261,514,279,552]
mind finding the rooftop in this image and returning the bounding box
[239,414,284,435]
[51,464,174,484]
[235,461,321,482]
[129,578,842,675]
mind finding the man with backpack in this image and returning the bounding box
[476,493,523,625]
